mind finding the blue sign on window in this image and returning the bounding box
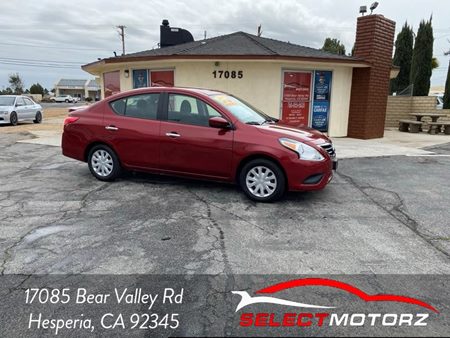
[312,71,332,132]
[133,69,149,89]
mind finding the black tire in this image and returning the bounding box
[65,99,69,103]
[239,158,286,202]
[33,111,42,124]
[9,112,18,126]
[87,144,121,181]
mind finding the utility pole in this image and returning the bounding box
[116,25,126,56]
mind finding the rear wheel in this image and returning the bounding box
[87,145,121,181]
[65,99,69,103]
[239,158,286,202]
[33,111,42,124]
[9,112,18,126]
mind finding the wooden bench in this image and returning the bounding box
[427,122,450,135]
[399,120,423,133]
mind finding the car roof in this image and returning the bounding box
[106,86,228,101]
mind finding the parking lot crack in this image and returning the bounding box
[0,211,69,275]
[336,171,450,259]
[186,189,233,274]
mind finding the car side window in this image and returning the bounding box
[167,94,222,127]
[110,94,159,120]
[24,98,34,106]
[16,98,26,106]
[205,104,222,118]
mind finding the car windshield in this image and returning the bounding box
[0,97,15,106]
[210,94,274,125]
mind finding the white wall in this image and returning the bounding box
[91,59,358,137]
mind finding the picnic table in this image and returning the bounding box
[410,112,447,123]
[399,112,450,134]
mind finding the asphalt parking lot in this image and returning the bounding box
[1,132,450,275]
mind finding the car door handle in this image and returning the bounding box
[165,132,180,138]
[105,125,119,131]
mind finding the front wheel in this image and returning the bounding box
[87,145,121,181]
[65,99,69,103]
[33,111,42,124]
[9,112,18,126]
[239,159,286,202]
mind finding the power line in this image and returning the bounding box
[0,61,81,69]
[0,57,86,65]
[0,41,110,51]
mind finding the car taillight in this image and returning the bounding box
[64,116,79,126]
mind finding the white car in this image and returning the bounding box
[53,95,74,103]
[0,95,43,126]
[436,96,444,109]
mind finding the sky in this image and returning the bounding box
[0,0,449,91]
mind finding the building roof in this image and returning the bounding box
[56,79,87,87]
[129,31,358,59]
[83,31,366,70]
[86,79,100,88]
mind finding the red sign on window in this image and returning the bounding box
[281,72,312,127]
[103,71,121,98]
[150,70,174,87]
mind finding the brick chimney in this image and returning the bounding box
[347,15,396,139]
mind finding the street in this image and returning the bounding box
[1,132,449,275]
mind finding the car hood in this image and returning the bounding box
[0,105,13,111]
[256,123,331,145]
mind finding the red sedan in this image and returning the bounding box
[62,87,337,202]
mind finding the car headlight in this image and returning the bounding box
[0,111,9,115]
[279,138,324,161]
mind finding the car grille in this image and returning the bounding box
[319,143,336,159]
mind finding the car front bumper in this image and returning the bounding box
[0,114,11,124]
[282,153,335,192]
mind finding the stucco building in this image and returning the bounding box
[82,15,396,139]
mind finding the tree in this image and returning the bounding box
[444,60,450,109]
[1,87,13,95]
[390,22,414,94]
[8,73,24,95]
[321,38,346,55]
[410,17,434,96]
[30,83,45,95]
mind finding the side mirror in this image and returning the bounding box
[209,116,231,129]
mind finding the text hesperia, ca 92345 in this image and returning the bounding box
[25,287,184,335]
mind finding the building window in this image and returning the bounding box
[133,69,149,89]
[103,71,120,98]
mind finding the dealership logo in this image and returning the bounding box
[232,278,438,328]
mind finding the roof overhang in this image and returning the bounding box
[82,55,370,75]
